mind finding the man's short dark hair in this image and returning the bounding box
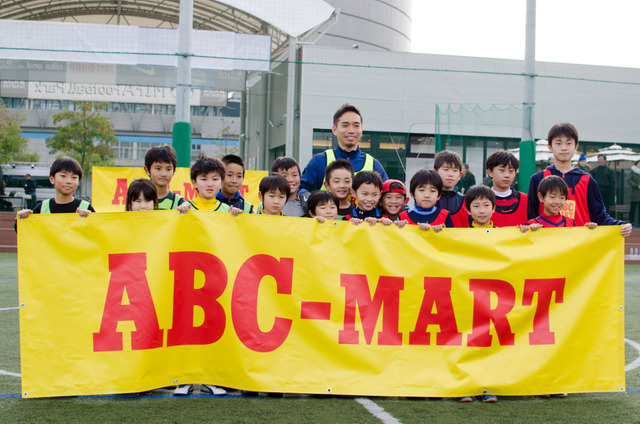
[145,145,177,170]
[464,185,495,209]
[307,191,338,216]
[409,169,443,196]
[598,154,607,160]
[259,173,291,198]
[271,156,301,174]
[547,123,579,145]
[190,156,225,181]
[324,159,354,181]
[486,150,520,171]
[50,157,83,180]
[434,150,463,171]
[352,171,382,192]
[538,175,569,198]
[222,154,245,175]
[333,104,363,126]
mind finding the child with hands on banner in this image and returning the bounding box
[486,151,528,227]
[323,159,356,219]
[188,156,241,215]
[144,145,190,214]
[174,157,235,397]
[398,169,453,232]
[465,185,496,228]
[459,184,499,403]
[342,171,390,226]
[527,123,631,236]
[307,191,339,223]
[16,157,95,230]
[378,179,409,223]
[125,179,158,211]
[525,175,597,230]
[216,154,254,214]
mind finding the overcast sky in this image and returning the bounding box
[411,0,640,69]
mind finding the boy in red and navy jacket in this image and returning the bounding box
[527,175,597,230]
[399,169,453,232]
[527,122,631,236]
[486,150,528,227]
[434,150,469,228]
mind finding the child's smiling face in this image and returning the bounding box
[380,192,406,217]
[355,182,381,212]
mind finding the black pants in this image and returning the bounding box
[630,201,640,227]
[27,194,37,210]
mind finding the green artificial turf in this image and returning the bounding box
[1,253,639,423]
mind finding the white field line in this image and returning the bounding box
[355,398,402,424]
[0,307,20,377]
[626,338,640,372]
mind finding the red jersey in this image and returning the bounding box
[492,190,528,227]
[541,169,590,226]
[528,213,575,228]
[399,208,449,226]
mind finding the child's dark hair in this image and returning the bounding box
[325,159,354,181]
[271,156,301,174]
[190,156,225,181]
[409,169,443,196]
[259,173,291,198]
[434,150,463,171]
[333,103,362,126]
[464,185,495,209]
[538,175,569,198]
[221,154,245,175]
[126,178,158,211]
[307,191,338,216]
[486,150,519,171]
[49,157,83,180]
[145,145,178,170]
[547,122,579,145]
[352,171,383,192]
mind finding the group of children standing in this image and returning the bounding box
[303,122,630,239]
[15,121,632,399]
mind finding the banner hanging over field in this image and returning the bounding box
[18,212,625,398]
[92,167,267,212]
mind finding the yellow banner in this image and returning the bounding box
[92,166,267,212]
[18,213,625,398]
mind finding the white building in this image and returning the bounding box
[2,1,640,203]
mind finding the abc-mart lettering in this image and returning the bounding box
[93,252,565,353]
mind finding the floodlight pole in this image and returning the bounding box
[519,0,536,194]
[173,0,193,168]
[285,36,297,158]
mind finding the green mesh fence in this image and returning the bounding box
[435,104,527,190]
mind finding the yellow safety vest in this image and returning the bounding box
[321,149,374,191]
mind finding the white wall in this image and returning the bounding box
[297,46,640,167]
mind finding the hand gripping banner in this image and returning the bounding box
[17,211,625,398]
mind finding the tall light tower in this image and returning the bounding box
[519,0,536,193]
